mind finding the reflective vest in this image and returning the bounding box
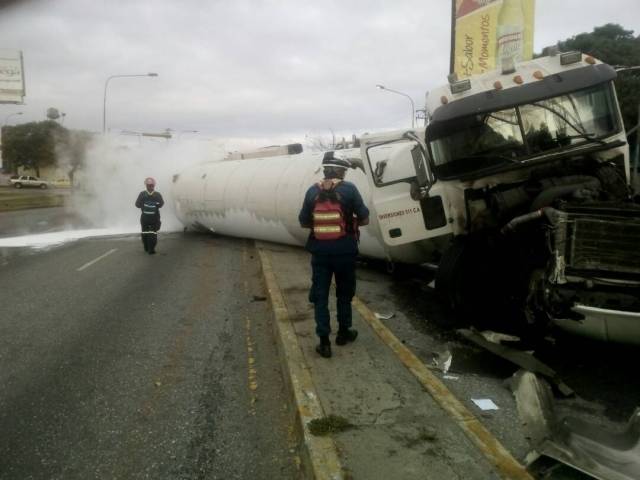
[143,200,159,216]
[312,180,350,241]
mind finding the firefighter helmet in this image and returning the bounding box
[322,152,351,169]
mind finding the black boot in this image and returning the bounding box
[315,336,332,358]
[336,328,358,346]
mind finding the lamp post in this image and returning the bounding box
[102,73,158,134]
[376,84,415,128]
[3,111,23,127]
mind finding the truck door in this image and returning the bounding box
[361,133,452,246]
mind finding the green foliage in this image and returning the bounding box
[1,121,93,177]
[557,23,640,132]
[1,121,59,174]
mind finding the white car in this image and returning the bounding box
[9,175,50,189]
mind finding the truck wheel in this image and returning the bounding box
[40,183,47,189]
[435,238,470,326]
[435,237,494,328]
[14,183,22,189]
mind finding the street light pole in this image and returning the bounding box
[3,111,23,127]
[102,73,158,134]
[376,84,415,128]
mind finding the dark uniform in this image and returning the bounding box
[298,155,369,357]
[135,189,164,254]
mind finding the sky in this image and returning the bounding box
[1,0,640,149]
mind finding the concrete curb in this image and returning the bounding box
[256,245,344,480]
[352,297,534,480]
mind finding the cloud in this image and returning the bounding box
[2,0,639,148]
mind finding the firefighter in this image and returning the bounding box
[298,152,370,358]
[135,177,165,255]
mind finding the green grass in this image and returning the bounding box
[308,415,355,436]
[0,190,66,212]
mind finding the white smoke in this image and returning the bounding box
[72,135,225,232]
[2,132,323,248]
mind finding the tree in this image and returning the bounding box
[0,121,92,178]
[55,128,94,183]
[305,134,335,152]
[1,121,59,175]
[556,23,640,133]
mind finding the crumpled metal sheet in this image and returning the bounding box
[539,411,640,480]
[459,328,574,396]
[511,370,640,480]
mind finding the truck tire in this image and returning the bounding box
[435,237,496,328]
[435,238,473,327]
[14,183,22,189]
[39,183,47,189]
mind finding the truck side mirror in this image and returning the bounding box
[411,145,433,190]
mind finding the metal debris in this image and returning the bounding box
[431,347,452,374]
[509,370,557,446]
[480,330,521,345]
[458,328,574,397]
[511,370,640,480]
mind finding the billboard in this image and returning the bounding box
[0,49,26,104]
[451,0,535,78]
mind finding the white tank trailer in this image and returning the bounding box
[172,140,452,265]
[173,52,640,344]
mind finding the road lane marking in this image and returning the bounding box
[242,245,259,415]
[352,297,534,480]
[77,248,118,272]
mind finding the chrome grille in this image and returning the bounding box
[566,215,640,276]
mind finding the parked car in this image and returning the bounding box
[9,175,50,189]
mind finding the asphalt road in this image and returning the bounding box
[0,206,86,238]
[4,206,637,479]
[0,232,297,480]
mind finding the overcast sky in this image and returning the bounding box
[1,0,639,147]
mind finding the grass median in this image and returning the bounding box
[0,189,66,212]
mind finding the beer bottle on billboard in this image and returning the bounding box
[496,0,525,64]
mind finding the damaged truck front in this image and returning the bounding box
[422,52,640,343]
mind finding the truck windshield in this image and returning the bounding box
[429,83,620,179]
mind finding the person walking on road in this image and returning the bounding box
[135,177,164,255]
[298,152,370,358]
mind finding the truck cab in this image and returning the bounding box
[360,52,640,343]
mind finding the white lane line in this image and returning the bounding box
[77,248,118,272]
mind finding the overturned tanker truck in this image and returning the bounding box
[173,51,640,344]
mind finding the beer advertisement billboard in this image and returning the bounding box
[451,0,535,78]
[0,49,26,104]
